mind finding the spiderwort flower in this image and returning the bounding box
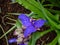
[24,25,36,37]
[18,14,32,27]
[8,14,46,45]
[18,14,46,38]
[34,19,46,28]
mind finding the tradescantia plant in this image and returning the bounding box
[0,0,60,45]
[16,0,60,45]
[8,14,46,45]
[17,0,60,45]
[18,14,46,37]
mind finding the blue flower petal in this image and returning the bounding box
[34,19,46,28]
[18,14,31,27]
[8,38,17,43]
[24,25,36,37]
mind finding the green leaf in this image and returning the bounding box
[48,9,60,15]
[36,0,60,24]
[45,9,60,24]
[16,0,59,22]
[47,0,60,7]
[28,29,52,45]
[16,0,45,19]
[56,30,60,45]
[55,14,59,21]
[17,0,60,29]
[58,34,60,45]
[37,0,60,23]
[37,1,60,29]
[16,19,22,28]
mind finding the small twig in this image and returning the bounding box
[0,25,16,39]
[0,7,1,13]
[6,17,16,22]
[0,25,9,45]
[41,41,45,45]
[2,15,9,25]
[6,22,15,25]
[2,15,16,25]
[9,2,17,4]
[7,13,20,15]
[46,37,49,41]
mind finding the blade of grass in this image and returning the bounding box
[17,0,45,19]
[37,0,60,29]
[17,0,60,29]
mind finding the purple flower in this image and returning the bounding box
[8,38,17,43]
[34,19,46,28]
[18,14,32,27]
[18,14,46,37]
[24,25,36,37]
